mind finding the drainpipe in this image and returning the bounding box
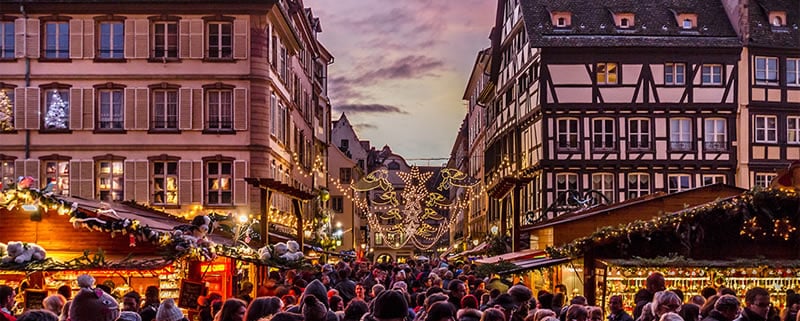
[20,2,31,159]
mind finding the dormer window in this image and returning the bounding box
[676,13,697,29]
[769,11,786,27]
[551,11,572,28]
[612,12,635,29]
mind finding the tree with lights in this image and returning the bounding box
[0,90,12,131]
[45,91,68,129]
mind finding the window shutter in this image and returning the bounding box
[233,160,247,205]
[69,88,83,130]
[192,88,203,129]
[233,88,247,131]
[25,88,39,130]
[135,88,148,130]
[179,20,190,59]
[134,19,149,58]
[25,19,39,58]
[69,19,83,59]
[79,161,94,199]
[178,88,192,130]
[124,88,135,129]
[124,20,135,58]
[82,88,94,130]
[69,160,82,197]
[233,19,248,59]
[14,19,25,58]
[135,161,148,202]
[82,20,94,59]
[14,160,24,184]
[178,160,193,205]
[124,160,135,201]
[192,160,202,203]
[189,19,204,59]
[25,160,40,188]
[14,88,25,130]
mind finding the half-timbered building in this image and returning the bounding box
[484,0,742,251]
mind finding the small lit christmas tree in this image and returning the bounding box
[45,90,68,129]
[0,90,12,131]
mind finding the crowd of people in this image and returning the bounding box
[0,261,794,321]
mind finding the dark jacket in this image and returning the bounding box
[457,309,482,321]
[609,310,635,321]
[703,310,735,321]
[287,280,338,321]
[735,308,767,321]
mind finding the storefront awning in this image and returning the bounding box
[499,256,572,275]
[451,242,488,259]
[603,258,800,268]
[475,249,546,264]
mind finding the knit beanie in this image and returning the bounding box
[302,295,327,321]
[508,285,533,305]
[69,288,120,321]
[118,311,143,321]
[373,290,408,320]
[156,299,185,321]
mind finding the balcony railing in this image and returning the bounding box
[207,120,233,130]
[152,120,178,129]
[97,121,124,129]
[704,141,728,151]
[628,140,651,150]
[670,141,693,151]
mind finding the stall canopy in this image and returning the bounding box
[451,242,488,259]
[499,256,572,275]
[476,249,546,264]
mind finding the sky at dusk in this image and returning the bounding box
[307,0,496,165]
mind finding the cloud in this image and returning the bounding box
[342,55,445,86]
[352,123,378,132]
[334,104,409,115]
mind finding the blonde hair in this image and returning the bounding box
[659,312,683,321]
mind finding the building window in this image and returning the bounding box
[755,56,778,85]
[754,173,776,189]
[44,21,69,59]
[340,139,349,150]
[98,21,124,59]
[153,21,178,58]
[1,21,13,59]
[556,17,566,27]
[152,161,178,205]
[702,175,725,186]
[280,46,287,81]
[0,89,14,131]
[703,118,727,151]
[755,115,777,143]
[97,160,123,201]
[664,63,685,85]
[555,173,578,199]
[206,161,232,205]
[592,118,614,151]
[44,160,70,196]
[682,19,692,29]
[43,89,70,129]
[340,168,352,184]
[596,63,618,84]
[669,118,692,151]
[628,118,650,150]
[788,117,800,144]
[773,16,783,27]
[152,89,177,129]
[627,173,649,199]
[787,58,800,86]
[557,118,579,150]
[331,196,344,213]
[207,89,232,130]
[701,64,722,85]
[591,173,614,203]
[0,160,13,188]
[668,174,691,193]
[98,89,123,129]
[207,22,232,59]
[620,18,630,28]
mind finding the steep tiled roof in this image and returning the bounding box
[520,0,740,48]
[748,0,800,48]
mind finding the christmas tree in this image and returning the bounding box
[45,90,68,129]
[0,91,12,131]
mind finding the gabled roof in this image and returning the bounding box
[748,0,800,48]
[520,0,740,48]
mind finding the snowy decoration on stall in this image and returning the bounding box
[352,166,479,250]
[2,241,47,263]
[44,90,68,129]
[0,90,13,132]
[256,240,305,267]
[0,243,6,258]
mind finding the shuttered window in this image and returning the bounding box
[153,89,178,129]
[153,21,178,58]
[207,22,231,59]
[43,160,70,195]
[207,89,232,130]
[97,160,123,201]
[1,21,13,58]
[98,89,123,129]
[44,21,69,59]
[98,21,123,59]
[153,161,178,205]
[0,159,13,188]
[206,161,232,205]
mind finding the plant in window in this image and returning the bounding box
[0,91,12,131]
[45,91,68,129]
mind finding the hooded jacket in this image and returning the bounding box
[287,280,338,321]
[457,309,483,321]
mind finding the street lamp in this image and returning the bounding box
[490,225,499,235]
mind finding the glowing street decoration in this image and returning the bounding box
[353,166,479,250]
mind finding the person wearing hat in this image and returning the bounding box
[69,287,120,321]
[367,290,409,321]
[118,311,143,321]
[155,299,186,321]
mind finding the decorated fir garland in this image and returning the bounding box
[546,188,800,259]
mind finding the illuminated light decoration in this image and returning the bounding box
[0,90,12,132]
[352,166,479,250]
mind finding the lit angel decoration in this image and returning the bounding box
[352,166,479,250]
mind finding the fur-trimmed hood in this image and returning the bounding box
[457,308,483,321]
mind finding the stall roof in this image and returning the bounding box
[475,249,546,264]
[451,242,488,259]
[499,257,572,275]
[603,258,800,268]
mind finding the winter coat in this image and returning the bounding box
[457,308,482,321]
